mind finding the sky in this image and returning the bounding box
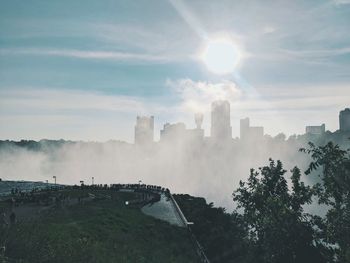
[1,0,350,142]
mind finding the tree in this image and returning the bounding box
[233,159,326,263]
[274,133,286,141]
[300,142,350,262]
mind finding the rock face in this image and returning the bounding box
[141,193,186,227]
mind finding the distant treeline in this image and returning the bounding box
[1,129,350,150]
[0,139,131,151]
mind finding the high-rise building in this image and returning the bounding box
[194,113,204,130]
[160,122,186,142]
[240,118,250,139]
[240,117,264,140]
[191,113,204,139]
[339,108,350,132]
[306,124,325,135]
[211,100,232,140]
[134,116,154,145]
[160,113,204,143]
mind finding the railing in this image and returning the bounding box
[169,193,210,263]
[109,184,210,263]
[168,193,188,225]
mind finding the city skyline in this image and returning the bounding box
[134,100,350,144]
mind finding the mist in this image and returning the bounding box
[2,127,348,212]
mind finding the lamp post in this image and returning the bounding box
[53,176,56,185]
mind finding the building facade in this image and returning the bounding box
[160,122,186,141]
[340,108,350,132]
[160,113,204,142]
[134,116,154,145]
[306,124,325,135]
[240,117,264,140]
[211,100,232,140]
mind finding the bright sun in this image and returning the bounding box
[202,39,240,75]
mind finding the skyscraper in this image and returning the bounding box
[240,117,264,140]
[339,108,350,132]
[194,113,204,130]
[160,113,204,143]
[134,116,154,145]
[211,100,232,140]
[192,113,204,140]
[240,117,250,140]
[306,124,325,135]
[160,122,186,142]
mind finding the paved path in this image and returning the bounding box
[141,193,186,227]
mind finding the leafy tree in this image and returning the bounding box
[300,142,350,262]
[233,159,326,263]
[274,133,287,141]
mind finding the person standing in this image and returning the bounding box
[0,211,7,227]
[9,212,16,226]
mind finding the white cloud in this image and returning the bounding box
[0,88,171,141]
[0,48,182,63]
[230,84,350,136]
[0,88,147,113]
[166,79,350,137]
[262,26,276,34]
[167,78,242,113]
[277,47,350,59]
[332,0,350,5]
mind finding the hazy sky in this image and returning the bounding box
[1,0,350,142]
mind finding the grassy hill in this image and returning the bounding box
[0,190,198,263]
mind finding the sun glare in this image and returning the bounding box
[202,39,241,75]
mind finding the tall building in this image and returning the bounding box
[160,113,204,142]
[160,122,186,142]
[194,113,203,130]
[339,108,350,132]
[191,113,204,139]
[134,116,154,145]
[240,118,250,139]
[211,100,232,140]
[306,124,325,135]
[240,117,264,140]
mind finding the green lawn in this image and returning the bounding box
[0,190,198,263]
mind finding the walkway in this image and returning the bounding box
[141,193,186,227]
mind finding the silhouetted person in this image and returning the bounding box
[9,212,16,225]
[0,211,7,227]
[10,197,15,209]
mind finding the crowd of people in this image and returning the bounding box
[0,182,172,228]
[75,182,170,193]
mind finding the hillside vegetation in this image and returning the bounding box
[0,190,198,263]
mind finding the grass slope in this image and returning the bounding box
[1,190,198,263]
